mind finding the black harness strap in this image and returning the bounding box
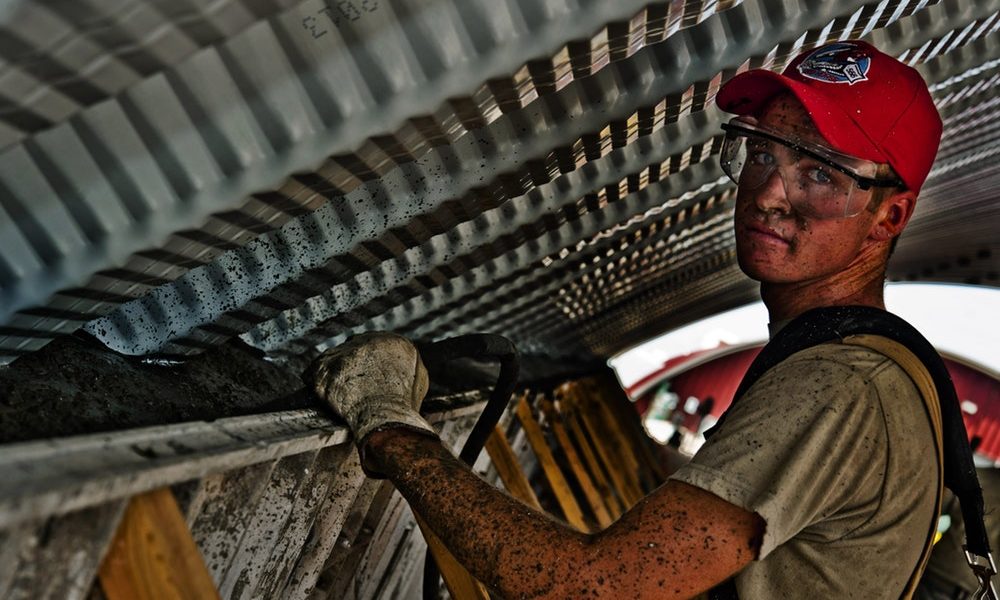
[705,306,989,600]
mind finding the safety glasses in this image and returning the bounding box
[720,118,904,219]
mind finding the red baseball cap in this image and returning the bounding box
[716,40,942,194]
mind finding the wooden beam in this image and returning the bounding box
[0,399,487,529]
[2,500,125,600]
[99,488,220,600]
[485,425,543,510]
[562,385,643,508]
[588,391,647,500]
[598,377,667,485]
[217,451,320,599]
[538,395,615,528]
[563,410,625,518]
[279,450,368,598]
[515,395,588,530]
[253,444,354,598]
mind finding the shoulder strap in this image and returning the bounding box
[841,334,944,599]
[705,306,993,600]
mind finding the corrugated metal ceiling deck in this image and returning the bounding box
[0,0,997,365]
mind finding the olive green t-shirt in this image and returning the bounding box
[671,342,939,598]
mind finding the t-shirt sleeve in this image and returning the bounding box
[669,344,888,558]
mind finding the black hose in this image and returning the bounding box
[416,333,520,600]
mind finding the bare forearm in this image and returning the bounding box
[365,429,761,599]
[366,429,590,598]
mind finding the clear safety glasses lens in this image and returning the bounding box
[720,122,893,220]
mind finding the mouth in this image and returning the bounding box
[742,222,791,246]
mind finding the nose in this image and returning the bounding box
[748,165,793,215]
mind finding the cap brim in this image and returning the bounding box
[716,70,887,164]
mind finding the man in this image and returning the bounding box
[311,40,943,598]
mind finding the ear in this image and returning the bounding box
[868,190,916,242]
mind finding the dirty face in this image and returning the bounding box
[733,94,881,284]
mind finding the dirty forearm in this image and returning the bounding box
[365,428,760,599]
[365,428,593,598]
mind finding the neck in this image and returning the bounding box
[761,255,888,324]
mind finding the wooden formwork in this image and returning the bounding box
[504,377,666,534]
[0,392,487,600]
[0,373,663,600]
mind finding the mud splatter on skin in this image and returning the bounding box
[734,93,905,323]
[367,430,763,598]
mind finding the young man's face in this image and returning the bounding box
[732,94,882,285]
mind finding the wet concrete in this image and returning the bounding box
[0,333,318,444]
[0,331,595,444]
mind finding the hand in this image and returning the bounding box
[308,332,437,475]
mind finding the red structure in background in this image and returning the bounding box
[629,345,1000,460]
[956,361,1000,458]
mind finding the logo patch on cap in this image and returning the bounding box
[797,42,871,85]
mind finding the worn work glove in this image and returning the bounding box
[308,332,437,476]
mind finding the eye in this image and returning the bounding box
[748,148,775,167]
[806,166,833,185]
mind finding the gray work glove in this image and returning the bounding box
[308,332,437,476]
